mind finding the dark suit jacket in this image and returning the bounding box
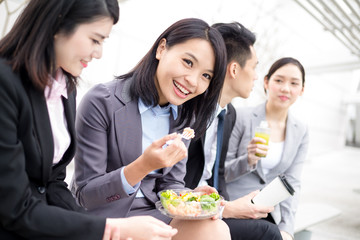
[184,103,236,200]
[72,78,187,218]
[0,59,104,240]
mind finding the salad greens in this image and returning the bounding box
[160,190,221,216]
[199,195,216,211]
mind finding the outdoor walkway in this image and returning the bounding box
[297,146,360,240]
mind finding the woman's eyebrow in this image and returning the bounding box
[274,74,285,78]
[185,52,198,62]
[93,32,109,39]
[185,52,214,74]
[274,74,301,81]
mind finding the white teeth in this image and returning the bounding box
[174,81,190,95]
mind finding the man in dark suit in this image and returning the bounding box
[185,22,282,240]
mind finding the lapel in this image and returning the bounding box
[220,104,236,162]
[27,86,54,184]
[113,79,179,172]
[62,93,76,156]
[251,103,267,181]
[269,112,299,176]
[253,103,300,180]
[222,104,236,146]
[200,133,206,149]
[198,134,206,170]
[52,93,76,174]
[113,79,143,166]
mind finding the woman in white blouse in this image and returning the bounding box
[225,57,309,240]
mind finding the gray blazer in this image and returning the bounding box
[72,79,187,218]
[225,102,309,235]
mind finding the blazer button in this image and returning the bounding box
[259,179,265,184]
[38,186,46,194]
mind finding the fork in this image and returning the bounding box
[163,127,194,148]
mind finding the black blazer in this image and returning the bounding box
[184,103,236,200]
[0,59,104,239]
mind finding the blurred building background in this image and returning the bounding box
[1,0,359,239]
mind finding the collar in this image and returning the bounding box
[44,68,68,100]
[138,98,178,120]
[216,104,228,116]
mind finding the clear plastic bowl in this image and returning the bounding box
[156,189,224,220]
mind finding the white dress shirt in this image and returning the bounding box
[44,69,70,165]
[261,141,284,175]
[198,105,227,187]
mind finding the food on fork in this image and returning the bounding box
[163,127,195,148]
[182,127,195,140]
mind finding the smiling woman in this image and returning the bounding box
[72,18,231,240]
[0,0,184,239]
[225,57,308,240]
[155,38,215,105]
[54,17,114,77]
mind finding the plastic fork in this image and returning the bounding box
[163,127,194,148]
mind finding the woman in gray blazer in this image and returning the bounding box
[73,18,232,240]
[225,57,309,240]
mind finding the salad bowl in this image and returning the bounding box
[156,189,224,220]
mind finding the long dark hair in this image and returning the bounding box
[0,0,119,91]
[117,18,227,138]
[264,57,305,93]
